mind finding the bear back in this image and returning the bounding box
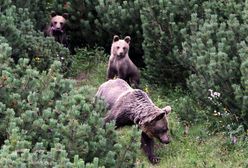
[95,78,132,110]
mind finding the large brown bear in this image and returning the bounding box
[107,35,140,88]
[95,78,171,164]
[44,12,68,47]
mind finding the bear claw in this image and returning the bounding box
[149,156,160,164]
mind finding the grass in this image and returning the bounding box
[136,125,248,168]
[115,107,248,168]
[73,55,248,168]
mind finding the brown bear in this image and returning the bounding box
[95,78,171,164]
[107,35,140,88]
[44,12,68,47]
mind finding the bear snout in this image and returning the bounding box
[159,135,170,144]
[117,52,125,58]
[51,27,63,34]
[55,26,62,31]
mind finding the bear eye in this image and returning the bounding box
[155,128,167,134]
[117,46,120,49]
[54,21,57,24]
[123,47,126,50]
[60,22,64,25]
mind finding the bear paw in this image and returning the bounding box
[149,156,160,164]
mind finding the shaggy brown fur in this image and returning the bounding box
[95,78,132,110]
[107,35,140,88]
[95,78,171,164]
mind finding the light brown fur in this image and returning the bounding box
[107,35,140,88]
[95,78,132,110]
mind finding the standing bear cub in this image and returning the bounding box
[95,78,171,164]
[107,35,140,88]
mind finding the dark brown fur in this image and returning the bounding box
[107,35,140,88]
[44,12,68,47]
[95,79,171,164]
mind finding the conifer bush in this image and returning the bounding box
[179,0,248,129]
[0,36,140,167]
[45,0,248,130]
[0,1,140,166]
[0,0,71,72]
[140,0,205,85]
[52,0,144,66]
[70,47,108,77]
[11,0,51,30]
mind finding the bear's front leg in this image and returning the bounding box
[107,62,117,80]
[141,132,160,164]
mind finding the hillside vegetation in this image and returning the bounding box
[76,53,248,167]
[1,0,248,167]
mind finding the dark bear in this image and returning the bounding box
[107,35,140,88]
[95,78,171,164]
[44,12,69,47]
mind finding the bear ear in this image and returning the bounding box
[124,36,131,44]
[51,11,57,18]
[113,35,119,42]
[62,13,69,19]
[152,112,166,122]
[162,106,171,115]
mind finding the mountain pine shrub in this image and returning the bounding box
[70,47,108,77]
[140,0,206,86]
[179,0,248,130]
[0,0,71,72]
[51,0,145,66]
[0,35,140,167]
[11,0,51,30]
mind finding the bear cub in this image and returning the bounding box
[95,78,171,164]
[44,12,68,47]
[107,35,140,88]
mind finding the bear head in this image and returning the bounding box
[50,12,68,34]
[111,35,131,59]
[141,106,171,144]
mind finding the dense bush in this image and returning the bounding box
[2,2,248,167]
[140,0,199,85]
[0,35,140,167]
[12,0,51,30]
[47,0,248,131]
[0,1,141,166]
[179,0,248,130]
[70,47,108,77]
[51,0,199,83]
[51,0,144,67]
[0,0,71,72]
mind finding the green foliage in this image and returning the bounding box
[141,0,203,85]
[50,0,206,84]
[0,0,71,72]
[2,0,248,167]
[70,47,108,77]
[12,0,52,30]
[51,0,144,66]
[115,126,141,168]
[179,0,248,129]
[53,0,142,44]
[127,81,248,167]
[139,122,248,168]
[0,25,139,168]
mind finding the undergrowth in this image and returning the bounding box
[72,48,248,168]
